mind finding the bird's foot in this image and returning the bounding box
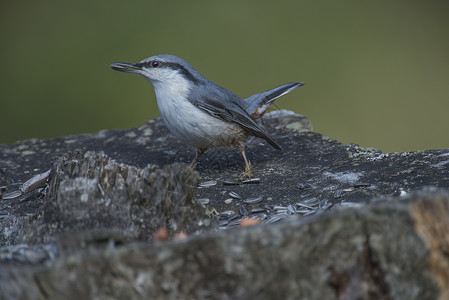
[239,162,252,179]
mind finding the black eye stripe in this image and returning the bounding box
[136,60,160,68]
[136,60,200,85]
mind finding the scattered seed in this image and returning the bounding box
[218,219,230,226]
[333,190,342,198]
[195,198,210,206]
[287,204,296,214]
[222,179,240,185]
[199,180,217,188]
[2,190,22,200]
[265,215,283,224]
[243,196,263,204]
[303,210,317,216]
[296,183,306,190]
[250,207,266,213]
[239,205,249,216]
[296,183,313,189]
[219,210,235,219]
[264,205,274,211]
[229,213,240,221]
[20,169,51,194]
[342,188,354,192]
[296,209,311,214]
[227,218,243,227]
[273,205,287,210]
[256,213,268,220]
[224,198,233,204]
[229,191,241,199]
[303,198,320,207]
[242,177,260,184]
[319,199,331,209]
[296,202,314,210]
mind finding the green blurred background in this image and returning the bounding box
[1,0,448,152]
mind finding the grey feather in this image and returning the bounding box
[244,82,304,116]
[189,84,282,150]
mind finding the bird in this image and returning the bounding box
[110,54,303,178]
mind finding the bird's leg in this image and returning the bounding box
[239,148,252,179]
[189,148,206,169]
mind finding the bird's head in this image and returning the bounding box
[110,54,202,87]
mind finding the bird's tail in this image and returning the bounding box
[244,82,304,120]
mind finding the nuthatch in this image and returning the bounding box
[111,54,303,177]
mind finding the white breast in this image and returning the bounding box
[151,73,236,149]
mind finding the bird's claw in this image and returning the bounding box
[239,162,252,179]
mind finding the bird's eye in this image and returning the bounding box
[151,61,159,68]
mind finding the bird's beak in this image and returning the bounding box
[110,62,141,74]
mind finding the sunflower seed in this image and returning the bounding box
[2,190,22,200]
[229,213,241,221]
[273,205,287,210]
[296,202,314,210]
[333,190,342,198]
[250,207,266,213]
[219,210,235,219]
[296,209,311,214]
[224,198,233,204]
[303,198,320,207]
[218,219,229,226]
[265,215,283,224]
[20,169,51,194]
[319,199,331,209]
[263,205,271,211]
[303,210,317,216]
[256,213,268,220]
[229,191,241,199]
[244,196,263,204]
[227,218,243,227]
[242,177,260,184]
[276,210,289,215]
[222,179,240,185]
[287,204,296,214]
[296,183,313,189]
[239,205,249,216]
[195,198,210,206]
[199,180,217,188]
[296,183,306,190]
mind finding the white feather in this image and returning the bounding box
[146,68,236,149]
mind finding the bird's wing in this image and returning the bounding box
[194,96,281,150]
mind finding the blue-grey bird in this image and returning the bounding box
[110,54,303,177]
